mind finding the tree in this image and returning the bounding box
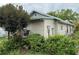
[73,20,79,32]
[0,4,30,39]
[48,9,79,21]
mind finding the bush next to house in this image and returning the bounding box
[0,37,26,54]
[44,35,78,55]
[71,31,79,40]
[0,37,8,54]
[0,34,45,54]
[0,34,78,55]
[26,34,45,54]
[26,34,78,55]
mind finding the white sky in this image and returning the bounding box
[22,3,79,13]
[0,3,79,13]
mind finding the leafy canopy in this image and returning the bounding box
[0,4,30,33]
[48,9,79,21]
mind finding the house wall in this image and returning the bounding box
[29,11,74,38]
[56,23,67,35]
[56,22,74,35]
[43,19,74,38]
[27,21,44,36]
[44,19,55,38]
[27,19,74,38]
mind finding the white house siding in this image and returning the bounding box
[43,19,74,38]
[29,11,74,38]
[56,23,67,35]
[27,20,74,38]
[27,21,44,36]
[43,19,72,38]
[44,19,55,38]
[56,22,73,35]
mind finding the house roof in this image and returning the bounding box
[30,11,74,26]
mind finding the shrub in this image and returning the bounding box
[44,35,77,55]
[26,34,45,53]
[0,34,78,55]
[0,37,8,54]
[71,31,79,40]
[8,49,21,55]
[0,37,26,54]
[70,31,79,54]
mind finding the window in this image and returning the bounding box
[47,26,50,36]
[51,28,54,35]
[61,25,63,30]
[67,25,68,33]
[34,13,37,16]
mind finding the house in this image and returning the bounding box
[27,11,74,38]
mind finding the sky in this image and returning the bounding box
[0,3,79,13]
[22,3,79,13]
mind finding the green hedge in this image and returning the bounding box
[71,31,79,40]
[26,34,45,53]
[44,35,77,55]
[0,34,78,55]
[26,34,78,55]
[0,37,26,54]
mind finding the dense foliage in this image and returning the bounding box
[0,37,26,54]
[0,34,78,55]
[48,9,79,21]
[71,31,79,40]
[26,34,45,53]
[44,35,77,55]
[25,34,78,55]
[0,4,30,39]
[74,20,79,32]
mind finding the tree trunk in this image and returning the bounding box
[8,31,10,40]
